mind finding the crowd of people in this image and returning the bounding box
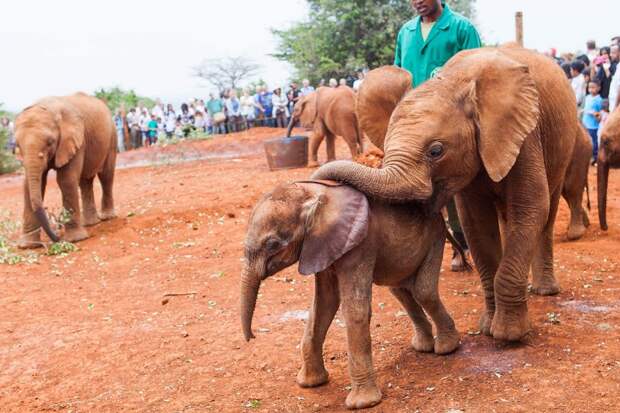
[113,74,367,152]
[553,36,620,164]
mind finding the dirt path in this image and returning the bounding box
[0,128,619,412]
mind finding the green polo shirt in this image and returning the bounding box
[394,3,481,87]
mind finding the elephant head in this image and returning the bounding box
[286,90,321,137]
[597,107,620,230]
[241,181,369,341]
[14,99,85,242]
[312,48,540,209]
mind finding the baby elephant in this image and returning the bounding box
[241,180,468,409]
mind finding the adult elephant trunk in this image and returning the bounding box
[27,166,60,242]
[311,160,432,202]
[597,159,610,230]
[240,264,262,341]
[286,117,296,137]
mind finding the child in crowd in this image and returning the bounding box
[147,114,158,146]
[174,121,184,138]
[582,80,603,164]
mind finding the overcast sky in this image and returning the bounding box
[1,0,619,111]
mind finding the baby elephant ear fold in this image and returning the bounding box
[298,186,370,275]
[357,66,412,151]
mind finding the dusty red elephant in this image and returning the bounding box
[313,46,579,341]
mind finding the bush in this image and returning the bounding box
[0,127,21,175]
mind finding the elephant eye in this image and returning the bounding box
[427,142,444,159]
[265,238,282,253]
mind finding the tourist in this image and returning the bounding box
[113,109,125,152]
[300,79,315,96]
[225,89,243,133]
[571,60,587,107]
[207,93,225,134]
[582,79,603,164]
[240,89,256,129]
[147,114,158,146]
[271,87,289,128]
[329,78,338,88]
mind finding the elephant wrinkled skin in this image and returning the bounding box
[598,106,620,230]
[312,46,579,341]
[286,87,363,167]
[562,126,592,241]
[241,181,468,409]
[15,93,117,248]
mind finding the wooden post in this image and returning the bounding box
[515,11,524,47]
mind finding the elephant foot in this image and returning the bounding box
[566,223,586,241]
[345,382,382,410]
[308,160,320,168]
[434,330,460,355]
[82,212,101,227]
[296,365,329,388]
[99,209,117,221]
[479,311,494,336]
[411,329,434,352]
[530,278,560,296]
[17,230,44,249]
[64,226,89,243]
[490,304,530,341]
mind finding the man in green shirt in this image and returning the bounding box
[394,0,481,271]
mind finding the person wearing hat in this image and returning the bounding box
[394,0,481,271]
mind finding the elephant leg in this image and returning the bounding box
[456,191,502,336]
[80,177,100,227]
[389,286,434,353]
[412,237,459,355]
[531,187,562,295]
[336,259,381,410]
[297,270,340,388]
[98,151,117,221]
[563,184,588,241]
[308,132,325,168]
[57,169,88,243]
[18,170,48,249]
[325,132,336,163]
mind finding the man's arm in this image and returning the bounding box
[394,29,403,67]
[458,21,482,51]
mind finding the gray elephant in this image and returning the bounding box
[241,180,469,410]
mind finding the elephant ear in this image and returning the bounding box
[55,106,85,168]
[453,50,540,182]
[299,90,319,126]
[357,66,412,150]
[298,184,369,275]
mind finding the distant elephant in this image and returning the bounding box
[313,46,579,341]
[15,93,117,248]
[562,125,592,240]
[286,87,363,167]
[597,106,620,230]
[241,180,468,410]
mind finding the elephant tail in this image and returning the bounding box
[585,176,591,211]
[444,222,473,272]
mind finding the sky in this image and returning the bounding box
[1,0,619,112]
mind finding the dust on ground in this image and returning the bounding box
[0,127,619,412]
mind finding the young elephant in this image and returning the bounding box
[241,180,468,410]
[598,106,620,230]
[562,125,592,240]
[286,87,363,167]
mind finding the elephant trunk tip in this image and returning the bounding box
[244,330,256,342]
[34,207,60,242]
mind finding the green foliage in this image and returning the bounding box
[0,107,21,175]
[0,211,38,265]
[273,0,476,83]
[46,241,77,256]
[94,87,156,113]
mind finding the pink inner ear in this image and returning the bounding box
[298,186,370,275]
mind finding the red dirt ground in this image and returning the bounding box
[1,127,619,412]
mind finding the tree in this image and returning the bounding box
[94,87,155,113]
[273,0,476,84]
[193,57,261,92]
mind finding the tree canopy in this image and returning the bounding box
[94,87,156,113]
[273,0,476,84]
[193,57,261,92]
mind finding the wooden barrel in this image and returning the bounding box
[263,136,309,171]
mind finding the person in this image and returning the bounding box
[240,89,256,129]
[174,120,184,138]
[289,82,301,105]
[593,46,614,99]
[286,90,296,125]
[126,108,141,149]
[164,104,176,138]
[582,80,603,164]
[151,99,164,122]
[194,111,206,133]
[353,71,365,92]
[570,60,587,107]
[113,109,125,152]
[207,93,225,134]
[225,89,242,133]
[1,116,15,153]
[394,0,481,271]
[610,56,620,112]
[258,86,274,127]
[139,108,150,146]
[339,78,347,87]
[271,87,289,128]
[328,78,338,88]
[300,79,315,96]
[586,40,598,65]
[147,114,158,146]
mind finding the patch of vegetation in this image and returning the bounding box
[156,130,213,148]
[46,241,77,256]
[0,212,37,265]
[0,126,21,175]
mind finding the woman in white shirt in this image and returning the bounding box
[271,88,289,128]
[240,89,256,129]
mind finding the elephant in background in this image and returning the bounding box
[313,46,579,341]
[241,180,468,409]
[562,125,592,240]
[597,106,620,230]
[286,87,363,167]
[15,93,117,248]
